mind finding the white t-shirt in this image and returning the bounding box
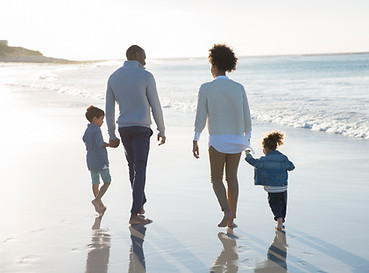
[194,132,252,154]
[209,133,252,154]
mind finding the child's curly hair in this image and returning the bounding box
[208,44,238,72]
[262,131,284,151]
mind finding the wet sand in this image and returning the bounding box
[1,83,369,272]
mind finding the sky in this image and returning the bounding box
[1,0,369,60]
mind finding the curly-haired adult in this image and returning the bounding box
[193,44,252,228]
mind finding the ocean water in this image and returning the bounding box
[1,53,369,139]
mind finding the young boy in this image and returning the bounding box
[245,131,295,230]
[83,105,119,214]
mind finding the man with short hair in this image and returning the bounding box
[106,45,166,225]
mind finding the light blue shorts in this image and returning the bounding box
[90,168,111,185]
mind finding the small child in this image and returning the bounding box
[83,105,119,215]
[245,131,295,230]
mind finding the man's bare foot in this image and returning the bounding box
[129,214,153,225]
[227,221,238,229]
[276,218,284,230]
[92,199,101,213]
[218,209,232,227]
[140,206,145,215]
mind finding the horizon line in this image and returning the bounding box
[84,50,369,62]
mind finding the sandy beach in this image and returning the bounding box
[1,74,369,273]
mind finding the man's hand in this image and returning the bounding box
[193,141,199,159]
[157,135,166,146]
[109,138,120,148]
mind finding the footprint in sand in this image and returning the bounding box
[3,237,14,243]
[18,254,40,264]
[31,228,45,233]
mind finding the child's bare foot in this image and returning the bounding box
[276,218,284,230]
[129,214,153,225]
[100,206,107,215]
[218,209,232,227]
[92,199,101,213]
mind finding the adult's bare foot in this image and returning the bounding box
[227,221,238,229]
[129,214,152,225]
[218,209,232,227]
[276,218,284,230]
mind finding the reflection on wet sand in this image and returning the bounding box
[254,230,288,273]
[85,215,111,273]
[210,229,239,273]
[129,225,147,273]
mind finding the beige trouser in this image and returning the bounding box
[208,146,241,219]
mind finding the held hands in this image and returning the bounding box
[109,136,165,147]
[109,138,120,148]
[193,141,199,159]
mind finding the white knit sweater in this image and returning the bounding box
[194,77,251,136]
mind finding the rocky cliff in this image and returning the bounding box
[0,44,76,63]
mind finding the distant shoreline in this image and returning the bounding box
[0,55,85,64]
[0,43,90,64]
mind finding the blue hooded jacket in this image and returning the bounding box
[245,150,295,186]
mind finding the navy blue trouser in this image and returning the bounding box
[268,191,287,221]
[119,126,152,214]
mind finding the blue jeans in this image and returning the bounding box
[119,126,153,214]
[268,191,287,221]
